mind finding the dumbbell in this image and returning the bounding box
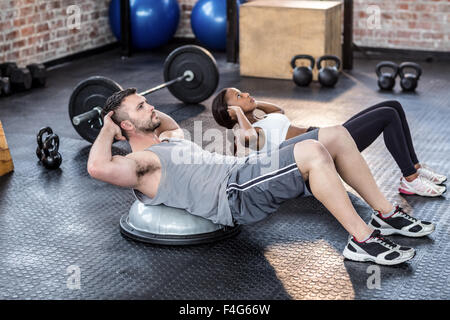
[0,62,32,91]
[0,77,11,96]
[0,62,18,78]
[27,63,47,87]
[11,68,32,91]
[0,63,14,97]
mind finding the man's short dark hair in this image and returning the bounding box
[103,88,137,139]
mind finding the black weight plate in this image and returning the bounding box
[68,76,122,143]
[163,45,219,104]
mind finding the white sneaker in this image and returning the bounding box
[369,206,435,237]
[417,164,447,185]
[399,176,445,197]
[343,230,415,265]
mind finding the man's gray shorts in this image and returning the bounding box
[226,129,319,225]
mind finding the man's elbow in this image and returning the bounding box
[87,162,105,179]
[161,128,184,140]
[174,128,184,138]
[173,128,184,139]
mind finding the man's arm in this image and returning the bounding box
[154,110,184,139]
[87,111,139,188]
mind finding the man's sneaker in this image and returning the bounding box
[399,176,445,197]
[417,164,447,185]
[369,206,435,237]
[343,230,415,265]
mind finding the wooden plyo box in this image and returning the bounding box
[239,0,342,80]
[0,120,14,177]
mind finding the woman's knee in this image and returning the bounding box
[372,107,401,125]
[385,100,405,116]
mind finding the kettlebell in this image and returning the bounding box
[36,127,53,161]
[316,55,341,87]
[375,61,398,90]
[291,55,315,86]
[398,62,422,92]
[42,134,62,170]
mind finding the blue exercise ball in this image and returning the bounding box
[191,0,240,51]
[109,0,180,50]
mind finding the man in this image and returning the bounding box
[87,88,435,266]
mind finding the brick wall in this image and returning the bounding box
[175,0,196,38]
[0,0,115,67]
[353,0,449,52]
[1,0,448,67]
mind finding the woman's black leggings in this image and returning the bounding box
[342,100,419,177]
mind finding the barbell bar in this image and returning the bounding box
[71,72,190,126]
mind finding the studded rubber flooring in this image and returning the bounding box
[0,43,449,299]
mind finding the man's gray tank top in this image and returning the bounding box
[132,138,239,226]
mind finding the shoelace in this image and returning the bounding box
[374,236,397,250]
[394,207,418,223]
[412,176,440,193]
[421,164,445,177]
[419,166,446,184]
[420,168,439,181]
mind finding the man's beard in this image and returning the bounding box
[134,112,161,133]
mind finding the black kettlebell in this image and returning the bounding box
[42,134,62,170]
[36,127,53,161]
[398,62,422,92]
[375,61,398,90]
[316,55,341,87]
[291,55,315,87]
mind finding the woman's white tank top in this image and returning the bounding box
[252,113,291,153]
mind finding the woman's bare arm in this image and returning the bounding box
[256,101,285,114]
[229,106,259,147]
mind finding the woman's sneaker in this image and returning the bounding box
[343,230,415,265]
[368,206,435,237]
[417,164,447,185]
[399,176,445,197]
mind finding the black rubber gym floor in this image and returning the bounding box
[0,43,449,299]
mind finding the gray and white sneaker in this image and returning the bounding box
[343,230,415,266]
[418,164,447,185]
[369,206,435,237]
[399,176,445,197]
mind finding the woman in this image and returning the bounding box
[211,87,447,197]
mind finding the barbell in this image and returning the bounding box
[69,45,219,143]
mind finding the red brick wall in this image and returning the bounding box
[1,0,448,67]
[176,0,196,38]
[0,0,115,67]
[353,0,449,52]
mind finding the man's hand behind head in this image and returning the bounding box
[103,111,126,141]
